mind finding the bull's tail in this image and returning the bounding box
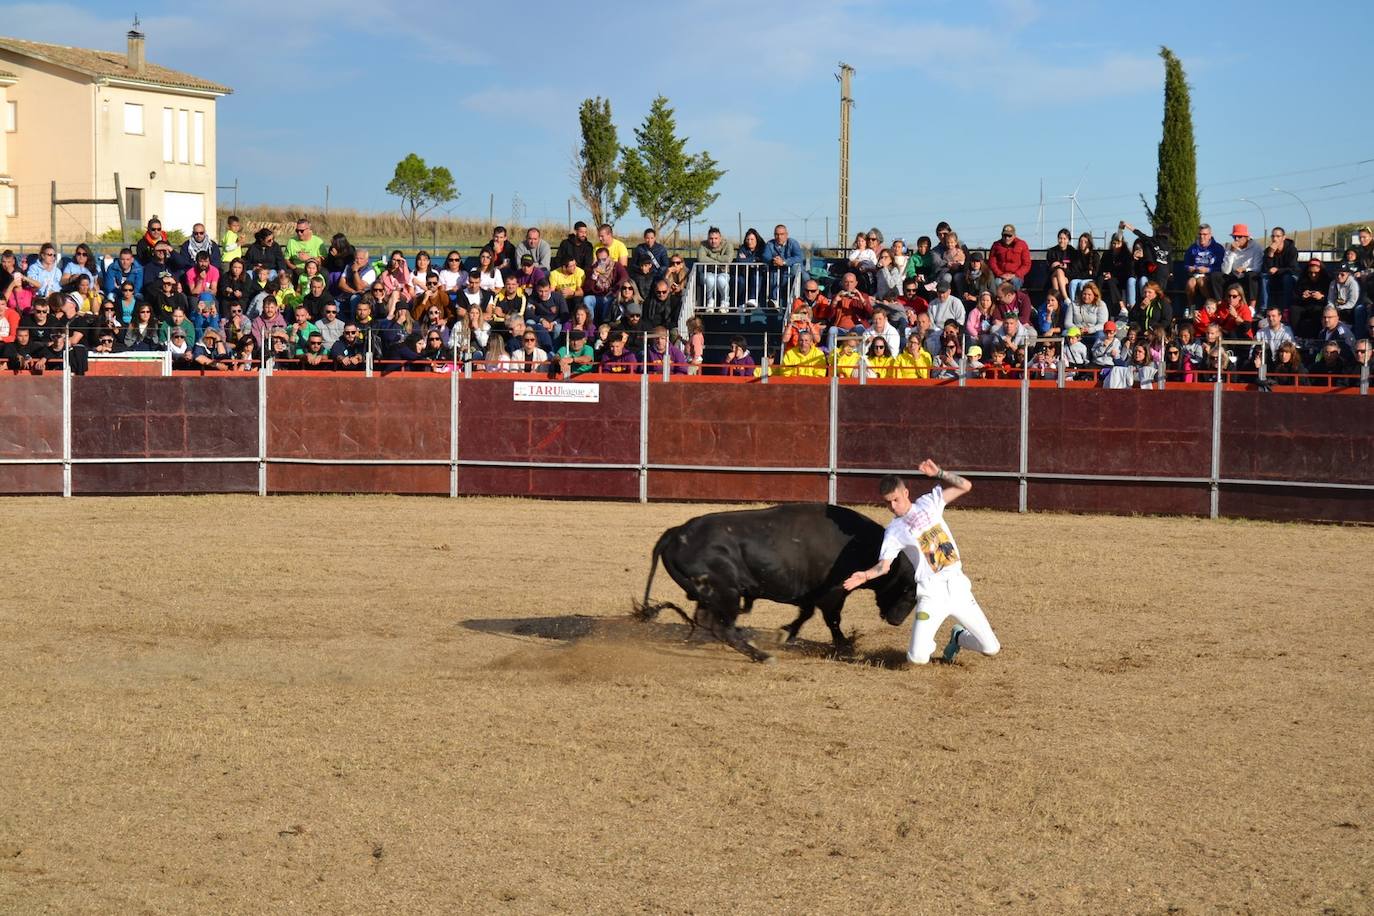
[631,530,695,632]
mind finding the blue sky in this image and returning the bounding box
[7,0,1374,247]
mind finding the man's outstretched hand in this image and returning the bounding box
[919,458,940,477]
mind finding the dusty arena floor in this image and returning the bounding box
[0,496,1369,914]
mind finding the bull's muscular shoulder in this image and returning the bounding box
[678,503,883,553]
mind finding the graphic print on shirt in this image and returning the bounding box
[916,523,959,574]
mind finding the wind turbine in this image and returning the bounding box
[1062,166,1092,237]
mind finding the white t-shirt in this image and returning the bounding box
[438,268,466,291]
[879,486,963,586]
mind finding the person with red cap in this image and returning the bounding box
[1216,223,1263,305]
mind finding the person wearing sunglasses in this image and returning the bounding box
[633,228,669,280]
[245,227,289,276]
[135,217,168,265]
[583,245,629,323]
[285,218,325,271]
[988,223,1030,291]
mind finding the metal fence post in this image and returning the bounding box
[1018,349,1029,513]
[449,365,459,498]
[638,364,649,503]
[61,347,72,498]
[1361,359,1369,396]
[827,369,838,504]
[1209,368,1222,519]
[364,345,373,378]
[958,353,967,387]
[258,361,268,496]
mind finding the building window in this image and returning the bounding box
[125,187,143,224]
[192,111,204,166]
[162,107,173,162]
[176,109,188,164]
[2,185,16,218]
[4,101,15,133]
[123,102,144,135]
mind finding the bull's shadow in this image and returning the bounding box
[459,613,910,669]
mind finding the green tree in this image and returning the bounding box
[1146,47,1199,248]
[385,153,458,245]
[619,96,724,237]
[573,97,629,228]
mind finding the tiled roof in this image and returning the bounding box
[0,35,230,95]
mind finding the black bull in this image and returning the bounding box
[633,504,918,662]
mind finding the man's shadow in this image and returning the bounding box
[460,613,909,669]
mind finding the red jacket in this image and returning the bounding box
[0,305,18,342]
[826,290,873,330]
[989,238,1031,280]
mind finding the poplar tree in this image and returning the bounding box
[573,98,629,227]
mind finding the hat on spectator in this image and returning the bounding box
[1231,223,1250,237]
[969,250,985,262]
[1103,320,1118,332]
[935,279,950,293]
[198,292,216,304]
[1337,263,1353,273]
[158,271,174,281]
[170,328,186,338]
[625,302,642,316]
[967,345,983,359]
[201,327,221,340]
[1308,257,1322,267]
[1066,326,1082,337]
[520,254,534,266]
[1358,225,1371,233]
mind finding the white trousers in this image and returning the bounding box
[908,573,1000,664]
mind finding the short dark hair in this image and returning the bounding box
[574,220,587,230]
[878,474,904,496]
[729,335,746,350]
[492,225,507,235]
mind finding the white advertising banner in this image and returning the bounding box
[512,381,601,403]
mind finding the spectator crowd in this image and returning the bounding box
[2,213,1371,387]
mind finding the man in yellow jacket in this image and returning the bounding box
[779,329,828,377]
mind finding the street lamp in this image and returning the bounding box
[1271,187,1314,251]
[1237,197,1266,240]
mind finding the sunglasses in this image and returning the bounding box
[324,309,338,315]
[621,285,635,291]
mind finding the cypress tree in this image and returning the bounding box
[1151,47,1199,247]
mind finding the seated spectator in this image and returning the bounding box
[184,250,219,301]
[217,259,252,317]
[121,302,161,350]
[324,233,356,278]
[897,278,928,322]
[1312,339,1352,385]
[875,248,903,301]
[988,224,1031,291]
[556,221,594,273]
[272,272,303,315]
[329,323,368,370]
[1038,290,1068,338]
[641,279,677,331]
[991,282,1034,327]
[379,250,414,305]
[415,329,451,369]
[1183,223,1226,310]
[1128,282,1173,334]
[404,250,434,300]
[517,228,552,272]
[3,326,45,372]
[191,294,221,339]
[0,295,19,343]
[832,334,861,378]
[926,279,967,342]
[663,254,687,301]
[983,344,1017,379]
[265,328,296,368]
[966,289,994,346]
[25,243,64,297]
[1068,233,1100,305]
[696,227,734,312]
[1252,305,1294,366]
[67,274,100,315]
[633,229,669,279]
[828,272,874,331]
[1028,341,1060,381]
[847,232,877,280]
[1316,306,1356,357]
[996,311,1038,365]
[865,337,895,378]
[458,305,491,358]
[284,218,325,272]
[482,226,518,275]
[603,280,641,328]
[932,336,962,379]
[89,326,120,356]
[1092,322,1122,366]
[1262,227,1299,313]
[1263,340,1306,386]
[629,254,657,302]
[779,329,827,377]
[1293,258,1329,337]
[338,248,376,304]
[1044,229,1075,304]
[599,330,638,374]
[549,256,586,308]
[221,302,252,347]
[250,297,287,348]
[313,302,343,349]
[1329,263,1366,333]
[190,326,231,370]
[894,333,934,379]
[1216,224,1262,302]
[645,325,689,376]
[1064,326,1090,374]
[864,308,901,354]
[233,334,257,370]
[301,275,334,321]
[135,216,168,264]
[904,236,937,295]
[1218,285,1256,338]
[1177,323,1203,366]
[165,325,195,367]
[723,335,755,377]
[285,305,319,354]
[474,249,502,292]
[492,275,530,328]
[102,248,144,302]
[932,227,967,288]
[1162,338,1193,383]
[583,247,628,322]
[783,302,822,352]
[245,227,289,275]
[515,255,547,294]
[794,281,831,332]
[556,329,596,376]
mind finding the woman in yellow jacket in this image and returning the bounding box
[865,337,896,378]
[833,334,862,377]
[894,333,935,378]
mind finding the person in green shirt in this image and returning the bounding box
[286,305,320,355]
[556,328,596,375]
[285,217,326,270]
[221,214,244,264]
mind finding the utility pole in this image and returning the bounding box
[837,62,854,249]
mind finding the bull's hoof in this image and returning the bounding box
[756,654,777,665]
[780,627,800,646]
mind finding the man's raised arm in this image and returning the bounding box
[920,458,972,504]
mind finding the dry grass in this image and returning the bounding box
[0,496,1370,914]
[217,206,561,252]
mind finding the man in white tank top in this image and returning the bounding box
[843,459,1001,665]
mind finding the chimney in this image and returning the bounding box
[126,28,145,75]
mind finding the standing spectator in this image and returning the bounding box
[696,227,734,312]
[1183,223,1226,310]
[1262,227,1299,313]
[988,224,1031,290]
[517,227,552,271]
[1353,225,1374,304]
[556,221,594,273]
[221,214,244,266]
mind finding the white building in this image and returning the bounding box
[0,29,231,244]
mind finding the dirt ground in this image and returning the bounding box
[0,496,1369,914]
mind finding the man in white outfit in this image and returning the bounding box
[843,460,1000,665]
